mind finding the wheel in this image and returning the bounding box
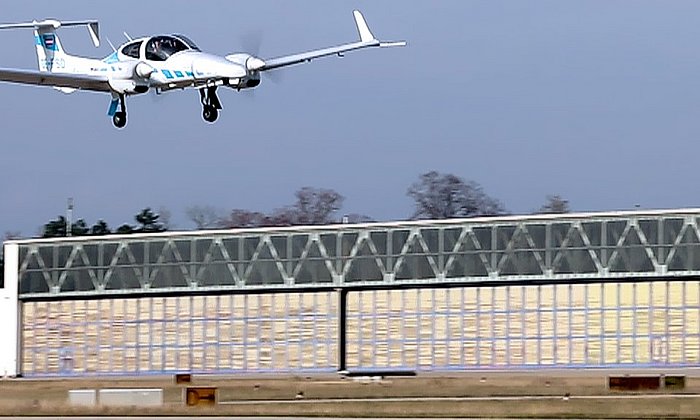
[202,106,218,123]
[112,111,127,128]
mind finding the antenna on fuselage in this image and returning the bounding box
[123,31,132,41]
[106,37,116,52]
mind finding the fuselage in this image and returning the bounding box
[62,34,259,94]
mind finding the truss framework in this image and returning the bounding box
[13,210,700,298]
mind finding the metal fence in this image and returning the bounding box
[13,209,700,299]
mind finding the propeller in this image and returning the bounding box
[239,29,283,85]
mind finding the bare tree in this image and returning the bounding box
[218,209,269,228]
[218,187,345,229]
[291,187,344,225]
[186,205,222,230]
[158,206,173,230]
[538,194,570,214]
[407,171,506,219]
[4,231,21,240]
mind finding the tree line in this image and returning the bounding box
[41,208,168,238]
[38,170,570,238]
[0,171,569,283]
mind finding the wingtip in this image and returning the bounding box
[380,41,407,48]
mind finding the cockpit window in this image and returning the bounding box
[173,34,200,51]
[121,41,142,59]
[145,36,189,61]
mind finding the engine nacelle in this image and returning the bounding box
[225,53,265,72]
[224,53,251,67]
[108,79,148,95]
[134,61,155,79]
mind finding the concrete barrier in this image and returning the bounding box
[68,389,96,406]
[98,388,163,407]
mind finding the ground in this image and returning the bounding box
[0,370,699,418]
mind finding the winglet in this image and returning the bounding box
[353,10,375,42]
[352,10,406,48]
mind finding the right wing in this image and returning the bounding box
[259,10,405,71]
[0,68,111,92]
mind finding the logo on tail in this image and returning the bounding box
[41,34,57,51]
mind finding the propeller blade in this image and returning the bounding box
[264,68,284,85]
[240,29,263,56]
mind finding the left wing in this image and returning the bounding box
[0,68,111,92]
[260,10,405,71]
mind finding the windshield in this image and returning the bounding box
[173,34,200,51]
[145,36,190,61]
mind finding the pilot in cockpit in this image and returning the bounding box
[146,36,191,61]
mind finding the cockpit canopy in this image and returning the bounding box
[121,34,201,62]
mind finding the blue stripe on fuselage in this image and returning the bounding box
[103,52,119,64]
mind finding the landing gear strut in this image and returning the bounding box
[112,94,127,128]
[200,86,222,123]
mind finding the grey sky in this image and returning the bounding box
[1,0,700,237]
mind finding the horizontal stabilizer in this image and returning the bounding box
[0,19,99,47]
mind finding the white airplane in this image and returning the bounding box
[0,10,405,128]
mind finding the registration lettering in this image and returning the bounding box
[40,58,65,71]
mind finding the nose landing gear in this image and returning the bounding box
[200,87,222,123]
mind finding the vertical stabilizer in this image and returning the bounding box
[34,26,67,72]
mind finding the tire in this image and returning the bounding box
[112,111,127,128]
[202,106,218,123]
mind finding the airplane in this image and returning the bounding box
[0,10,405,128]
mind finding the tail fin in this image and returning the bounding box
[0,19,99,72]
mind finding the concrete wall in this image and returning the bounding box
[68,389,96,406]
[98,388,162,406]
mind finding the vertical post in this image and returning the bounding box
[66,197,73,237]
[0,243,19,377]
[338,287,347,372]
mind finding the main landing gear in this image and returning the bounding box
[112,94,127,129]
[199,86,222,123]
